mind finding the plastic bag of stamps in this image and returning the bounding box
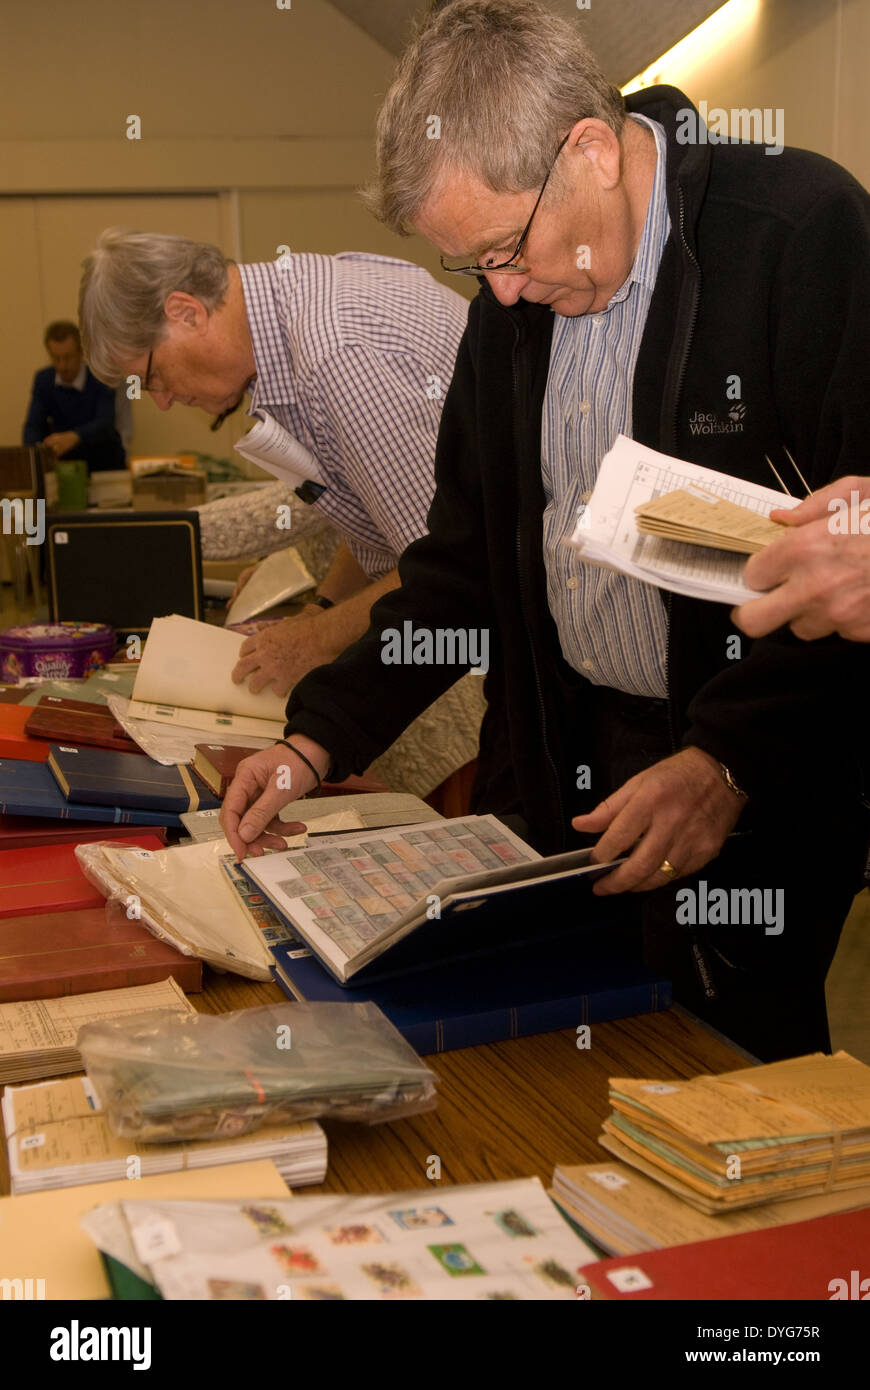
[77,1001,437,1141]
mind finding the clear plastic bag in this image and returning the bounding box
[74,838,275,979]
[77,1001,438,1142]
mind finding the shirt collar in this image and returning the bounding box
[55,363,87,390]
[600,114,669,310]
[625,113,670,293]
[238,261,297,417]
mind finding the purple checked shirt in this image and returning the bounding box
[238,254,469,578]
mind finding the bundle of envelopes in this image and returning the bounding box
[550,1159,870,1257]
[2,1074,327,1195]
[77,1001,437,1142]
[634,485,784,554]
[598,1051,870,1214]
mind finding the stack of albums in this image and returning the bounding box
[597,1051,870,1214]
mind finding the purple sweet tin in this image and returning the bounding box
[0,622,116,682]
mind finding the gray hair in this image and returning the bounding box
[78,228,230,385]
[363,0,626,235]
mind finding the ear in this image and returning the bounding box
[564,117,623,192]
[163,291,209,334]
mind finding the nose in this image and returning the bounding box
[485,270,530,307]
[151,390,174,411]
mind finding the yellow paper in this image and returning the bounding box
[0,1160,289,1300]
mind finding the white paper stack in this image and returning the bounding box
[567,435,801,606]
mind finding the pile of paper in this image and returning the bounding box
[598,1051,870,1214]
[80,1177,598,1300]
[2,1075,327,1195]
[0,977,193,1086]
[550,1159,870,1256]
[567,434,800,605]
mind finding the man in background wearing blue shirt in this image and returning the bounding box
[23,320,125,472]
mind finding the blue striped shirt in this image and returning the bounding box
[541,115,670,697]
[239,254,469,578]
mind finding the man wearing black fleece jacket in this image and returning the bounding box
[223,1,869,1062]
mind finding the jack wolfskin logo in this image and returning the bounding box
[688,407,746,436]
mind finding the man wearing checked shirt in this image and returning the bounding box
[78,230,469,696]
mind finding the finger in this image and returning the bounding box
[280,822,307,836]
[571,786,633,836]
[238,637,257,657]
[731,582,804,638]
[789,609,837,642]
[772,477,867,528]
[239,783,297,845]
[246,667,277,695]
[231,653,261,684]
[592,826,673,895]
[587,791,664,867]
[743,532,805,592]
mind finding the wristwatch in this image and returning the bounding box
[719,762,748,801]
[311,594,334,610]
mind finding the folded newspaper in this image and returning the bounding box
[567,435,800,605]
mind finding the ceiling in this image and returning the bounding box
[327,0,726,86]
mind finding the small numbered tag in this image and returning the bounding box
[131,1215,182,1264]
[607,1266,654,1293]
[58,746,79,754]
[20,1133,45,1151]
[54,532,68,544]
[589,1170,628,1191]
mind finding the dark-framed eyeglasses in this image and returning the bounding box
[440,130,572,277]
[142,348,155,393]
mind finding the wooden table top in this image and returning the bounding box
[0,966,752,1200]
[192,970,753,1196]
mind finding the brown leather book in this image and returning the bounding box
[191,743,390,799]
[25,697,144,754]
[0,905,202,1002]
[0,817,168,851]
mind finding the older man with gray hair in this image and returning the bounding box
[223,0,869,1061]
[78,229,468,703]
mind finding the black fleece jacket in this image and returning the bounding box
[285,86,870,856]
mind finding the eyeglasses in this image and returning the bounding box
[142,348,156,393]
[440,131,571,277]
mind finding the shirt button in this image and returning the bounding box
[581,491,592,503]
[582,659,595,670]
[578,401,591,415]
[566,576,579,590]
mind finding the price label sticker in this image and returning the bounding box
[131,1215,182,1264]
[589,1170,628,1190]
